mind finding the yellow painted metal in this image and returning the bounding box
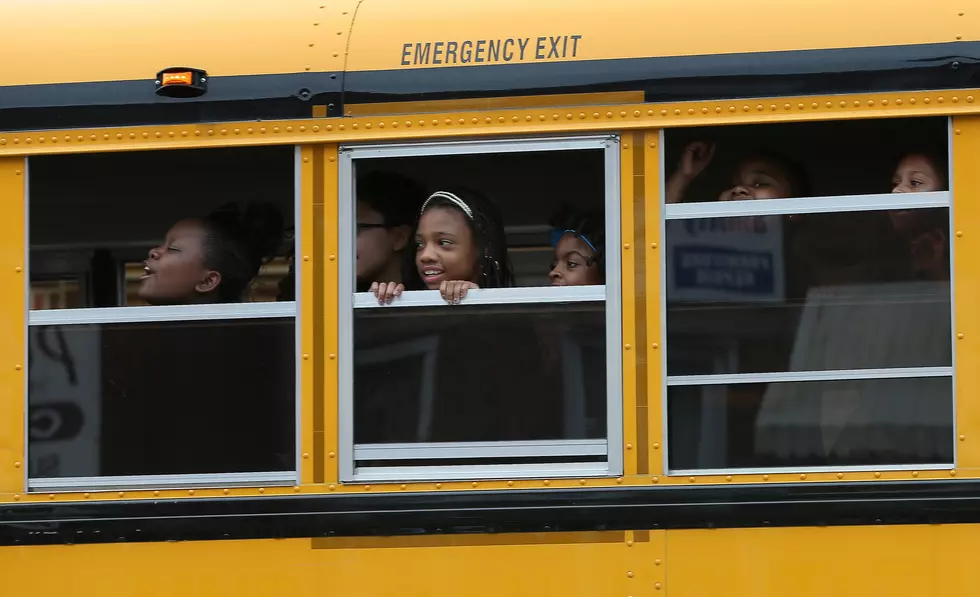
[666,524,980,596]
[0,466,970,504]
[952,116,980,471]
[0,531,662,596]
[2,91,978,154]
[0,0,360,86]
[346,0,978,72]
[643,130,664,478]
[630,133,650,475]
[2,524,979,596]
[620,133,639,476]
[2,0,978,88]
[310,145,327,483]
[345,92,646,116]
[321,144,340,484]
[299,146,317,485]
[0,158,25,498]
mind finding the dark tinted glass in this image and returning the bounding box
[354,302,606,444]
[666,209,951,375]
[667,376,953,470]
[28,318,295,478]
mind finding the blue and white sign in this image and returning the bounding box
[666,216,785,302]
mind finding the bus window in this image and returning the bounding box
[26,147,297,489]
[340,136,622,482]
[662,118,954,472]
[664,117,947,204]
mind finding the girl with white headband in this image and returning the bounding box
[371,187,513,304]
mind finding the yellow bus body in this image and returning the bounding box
[2,0,980,595]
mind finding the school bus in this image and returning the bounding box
[2,0,979,594]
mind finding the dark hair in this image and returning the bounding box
[418,187,514,288]
[549,205,606,281]
[736,149,811,198]
[358,170,427,227]
[201,202,284,302]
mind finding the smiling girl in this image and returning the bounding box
[371,188,513,304]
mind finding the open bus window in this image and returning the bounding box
[340,136,622,482]
[662,118,954,472]
[663,117,948,204]
[26,147,297,490]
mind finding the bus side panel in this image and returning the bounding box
[0,531,658,597]
[1,525,978,595]
[0,157,25,496]
[667,524,980,596]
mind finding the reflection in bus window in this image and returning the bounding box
[663,118,953,472]
[666,209,951,376]
[666,209,952,470]
[31,279,84,310]
[29,317,295,478]
[355,302,606,446]
[668,376,953,469]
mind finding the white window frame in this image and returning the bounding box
[338,135,623,483]
[659,119,957,475]
[24,146,303,492]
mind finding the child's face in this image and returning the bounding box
[890,154,946,236]
[549,234,601,286]
[138,219,218,305]
[718,158,794,201]
[892,154,944,193]
[355,201,409,283]
[415,206,480,289]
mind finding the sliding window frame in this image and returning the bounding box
[660,120,957,476]
[25,146,304,493]
[337,135,624,483]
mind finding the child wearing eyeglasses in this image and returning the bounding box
[355,171,427,292]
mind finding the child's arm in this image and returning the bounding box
[666,141,716,204]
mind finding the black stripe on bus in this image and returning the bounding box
[3,479,980,546]
[0,72,343,132]
[1,41,979,132]
[344,41,980,105]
